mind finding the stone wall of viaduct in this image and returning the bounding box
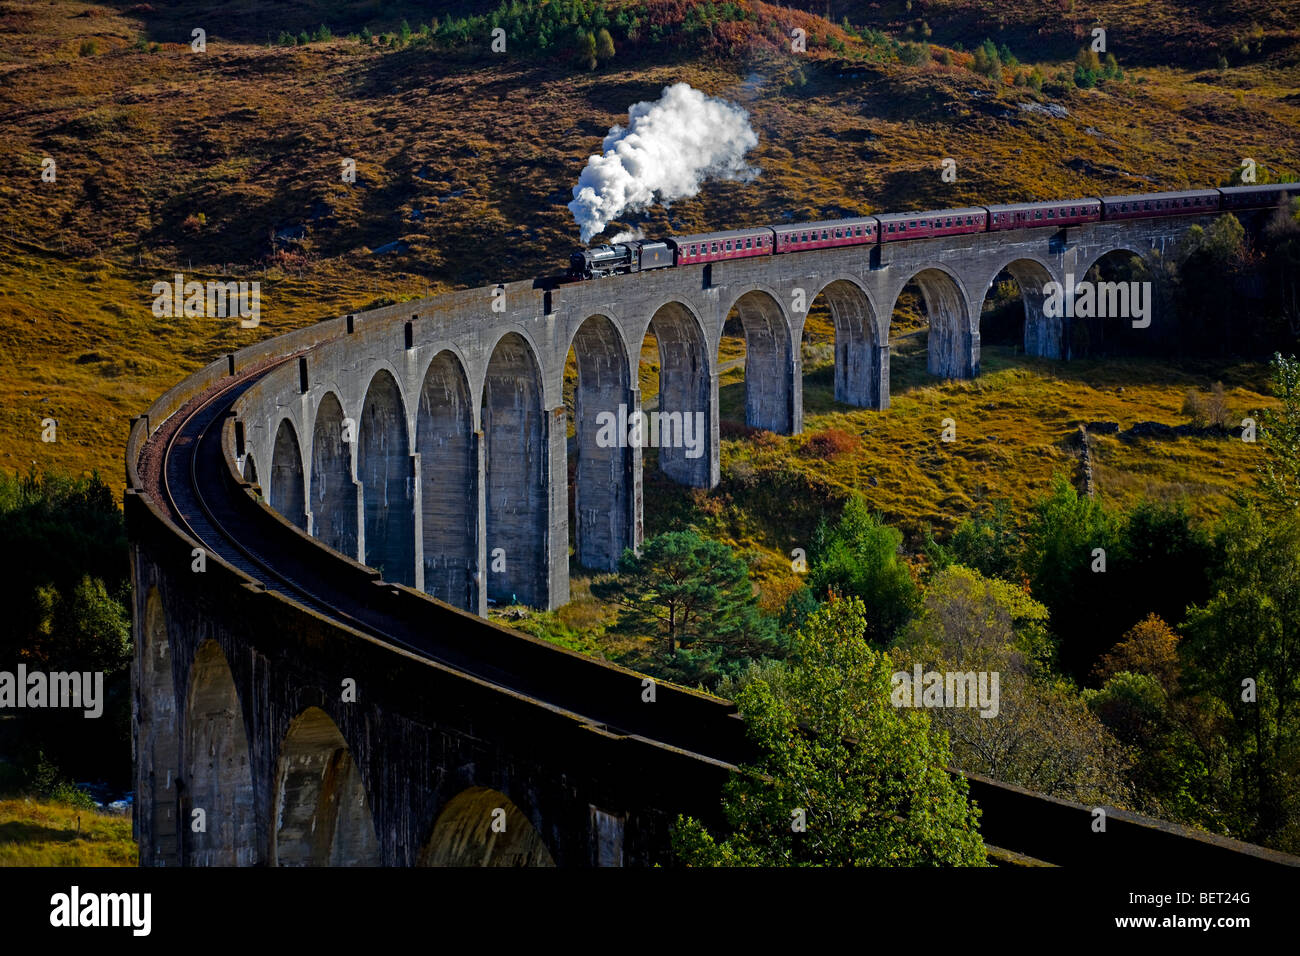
[129,215,1298,867]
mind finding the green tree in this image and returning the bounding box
[577,28,597,69]
[796,494,919,644]
[1083,670,1212,821]
[1182,507,1300,850]
[593,531,780,686]
[1262,200,1300,339]
[925,498,1021,582]
[900,564,1052,671]
[0,471,132,788]
[1257,353,1300,512]
[594,26,615,62]
[971,38,1001,80]
[1175,214,1250,353]
[1074,47,1100,87]
[33,575,131,674]
[898,41,930,66]
[1020,475,1122,679]
[673,597,987,865]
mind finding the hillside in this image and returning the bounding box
[3,0,1300,864]
[2,1,1298,492]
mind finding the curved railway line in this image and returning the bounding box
[144,358,754,767]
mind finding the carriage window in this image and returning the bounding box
[821,230,829,239]
[1047,209,1055,218]
[711,242,719,252]
[888,224,896,233]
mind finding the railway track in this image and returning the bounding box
[149,360,749,762]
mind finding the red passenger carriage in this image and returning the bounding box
[874,207,988,242]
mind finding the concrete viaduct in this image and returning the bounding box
[128,211,1297,867]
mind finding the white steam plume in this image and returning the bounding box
[608,227,645,243]
[568,83,760,243]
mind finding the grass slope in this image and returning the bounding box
[0,795,135,866]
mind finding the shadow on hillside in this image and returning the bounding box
[801,363,838,416]
[0,820,82,844]
[99,1,501,45]
[719,379,745,425]
[885,332,1274,398]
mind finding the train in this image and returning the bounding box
[567,183,1300,280]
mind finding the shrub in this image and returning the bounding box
[800,427,861,460]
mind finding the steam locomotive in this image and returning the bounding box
[566,183,1300,280]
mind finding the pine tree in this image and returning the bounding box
[1258,353,1300,511]
[595,26,615,62]
[577,29,597,68]
[592,530,780,684]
